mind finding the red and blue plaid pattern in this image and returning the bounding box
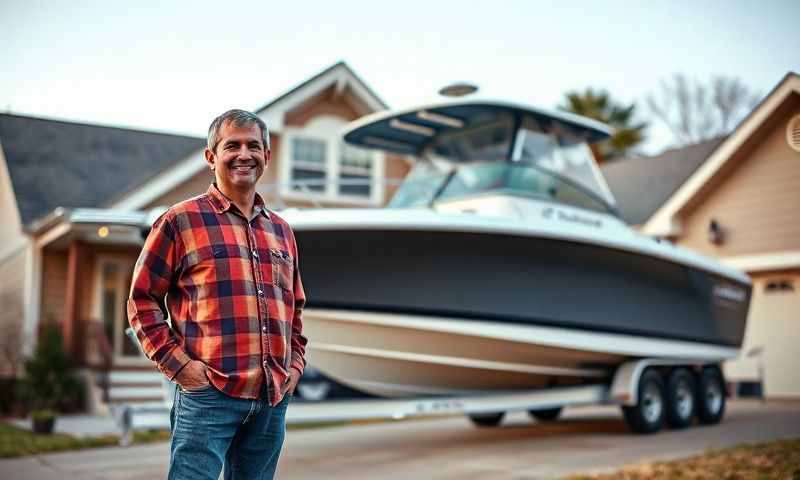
[127,184,307,405]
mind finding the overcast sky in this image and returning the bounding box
[1,0,798,154]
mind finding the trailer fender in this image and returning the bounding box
[610,358,715,406]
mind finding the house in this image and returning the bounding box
[603,72,800,399]
[0,62,410,412]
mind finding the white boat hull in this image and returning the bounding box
[303,308,740,398]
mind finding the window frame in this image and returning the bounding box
[280,116,385,205]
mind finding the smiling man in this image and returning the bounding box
[128,109,307,480]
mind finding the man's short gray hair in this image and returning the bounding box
[207,109,270,153]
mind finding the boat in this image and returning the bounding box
[279,99,752,398]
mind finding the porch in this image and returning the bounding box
[32,208,164,414]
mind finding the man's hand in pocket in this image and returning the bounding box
[175,360,209,390]
[282,367,301,396]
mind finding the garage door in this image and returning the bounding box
[728,274,800,398]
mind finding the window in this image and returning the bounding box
[291,137,326,193]
[282,115,383,204]
[339,142,372,197]
[96,257,138,358]
[765,279,795,294]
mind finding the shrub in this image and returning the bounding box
[15,325,84,413]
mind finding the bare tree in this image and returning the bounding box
[647,74,761,147]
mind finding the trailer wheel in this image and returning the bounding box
[696,366,726,425]
[528,407,562,422]
[622,369,665,434]
[665,368,696,429]
[468,412,505,428]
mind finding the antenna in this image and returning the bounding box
[438,82,478,98]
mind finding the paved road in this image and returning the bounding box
[2,400,798,480]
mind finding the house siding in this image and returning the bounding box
[284,86,363,128]
[257,134,282,204]
[677,101,800,257]
[145,169,215,210]
[0,248,27,376]
[384,153,411,204]
[0,143,25,250]
[40,249,69,326]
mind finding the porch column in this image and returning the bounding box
[63,239,86,363]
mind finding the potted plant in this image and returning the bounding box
[31,409,57,434]
[16,324,84,435]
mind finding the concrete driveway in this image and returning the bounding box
[1,399,798,480]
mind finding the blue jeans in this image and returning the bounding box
[168,384,290,480]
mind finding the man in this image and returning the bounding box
[128,109,307,480]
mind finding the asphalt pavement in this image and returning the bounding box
[1,399,798,480]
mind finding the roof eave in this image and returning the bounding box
[27,207,152,236]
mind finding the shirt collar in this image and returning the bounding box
[206,183,270,220]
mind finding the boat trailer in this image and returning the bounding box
[116,357,727,444]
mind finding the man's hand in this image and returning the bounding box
[175,360,209,390]
[282,367,301,396]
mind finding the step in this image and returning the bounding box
[111,401,171,412]
[109,371,164,385]
[108,386,166,401]
[131,411,171,430]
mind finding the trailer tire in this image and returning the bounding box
[665,368,696,429]
[696,366,726,425]
[622,369,665,434]
[468,412,505,428]
[528,407,563,422]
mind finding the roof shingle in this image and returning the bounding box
[0,113,205,226]
[601,137,725,225]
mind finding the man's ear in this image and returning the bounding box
[265,148,272,168]
[204,148,216,171]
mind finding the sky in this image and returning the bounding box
[1,0,798,155]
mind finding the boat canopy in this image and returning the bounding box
[342,100,612,155]
[344,100,618,212]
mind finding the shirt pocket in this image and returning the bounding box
[184,245,247,287]
[269,248,294,291]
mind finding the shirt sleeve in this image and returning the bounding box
[126,213,192,380]
[289,229,309,376]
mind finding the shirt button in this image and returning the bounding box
[263,360,268,367]
[253,250,259,258]
[257,289,264,296]
[261,325,267,332]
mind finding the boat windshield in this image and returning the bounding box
[388,114,617,214]
[389,161,614,213]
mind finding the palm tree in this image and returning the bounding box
[559,88,648,162]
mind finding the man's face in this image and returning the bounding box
[204,121,270,193]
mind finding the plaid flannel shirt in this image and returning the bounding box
[127,183,307,405]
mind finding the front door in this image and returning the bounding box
[96,255,140,362]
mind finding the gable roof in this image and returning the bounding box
[255,61,388,120]
[110,61,387,211]
[601,137,725,225]
[0,113,204,227]
[643,71,800,236]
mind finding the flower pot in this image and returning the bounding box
[32,416,56,434]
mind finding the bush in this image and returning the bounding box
[15,325,84,413]
[0,378,18,415]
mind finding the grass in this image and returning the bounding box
[0,417,385,458]
[0,421,170,458]
[567,438,800,480]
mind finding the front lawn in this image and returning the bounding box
[568,437,800,480]
[0,421,169,458]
